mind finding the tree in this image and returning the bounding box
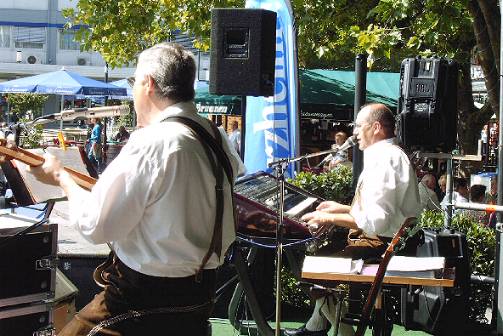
[62,0,243,68]
[6,93,49,120]
[346,0,500,153]
[64,0,499,152]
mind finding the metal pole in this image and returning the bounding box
[352,54,367,190]
[496,1,503,333]
[274,163,287,336]
[444,158,454,228]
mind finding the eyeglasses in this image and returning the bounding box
[127,77,135,87]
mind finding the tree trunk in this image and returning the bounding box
[468,0,500,114]
[458,62,481,154]
[477,0,500,72]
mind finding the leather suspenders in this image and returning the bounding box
[164,116,235,281]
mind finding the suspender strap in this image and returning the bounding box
[163,116,234,281]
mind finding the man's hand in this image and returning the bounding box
[316,200,350,214]
[301,210,336,237]
[0,132,16,163]
[26,153,66,187]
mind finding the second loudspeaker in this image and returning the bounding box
[209,8,277,97]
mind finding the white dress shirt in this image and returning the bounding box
[68,101,245,277]
[350,138,421,238]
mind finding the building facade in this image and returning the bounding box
[0,0,135,81]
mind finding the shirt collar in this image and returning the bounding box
[363,138,396,165]
[152,100,197,124]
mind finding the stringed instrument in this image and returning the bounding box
[0,139,97,191]
[355,217,418,336]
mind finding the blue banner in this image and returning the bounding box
[244,0,299,177]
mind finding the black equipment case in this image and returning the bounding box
[0,302,53,336]
[401,228,470,335]
[0,212,57,308]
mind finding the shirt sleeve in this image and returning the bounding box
[67,136,160,244]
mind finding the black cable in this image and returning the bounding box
[0,217,49,250]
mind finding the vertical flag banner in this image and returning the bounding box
[244,0,299,176]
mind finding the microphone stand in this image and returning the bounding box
[268,149,336,336]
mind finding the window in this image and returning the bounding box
[13,27,46,49]
[0,26,10,48]
[59,29,80,50]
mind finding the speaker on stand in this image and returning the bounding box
[209,8,277,159]
[397,57,458,153]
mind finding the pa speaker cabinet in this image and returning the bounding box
[401,228,470,335]
[0,214,57,308]
[210,8,277,96]
[397,57,458,152]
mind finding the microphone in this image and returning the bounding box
[32,105,130,125]
[335,135,357,152]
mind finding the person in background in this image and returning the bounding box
[418,173,440,212]
[324,131,350,171]
[20,42,245,335]
[228,120,241,155]
[461,184,488,225]
[87,117,103,171]
[441,177,469,215]
[113,125,130,142]
[437,174,447,200]
[486,177,498,205]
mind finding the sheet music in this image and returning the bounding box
[15,147,90,203]
[387,256,445,272]
[303,256,364,274]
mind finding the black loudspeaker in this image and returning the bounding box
[401,229,470,335]
[209,8,277,96]
[397,57,458,152]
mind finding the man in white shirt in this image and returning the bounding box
[228,120,241,155]
[285,103,421,336]
[26,43,245,335]
[418,173,440,212]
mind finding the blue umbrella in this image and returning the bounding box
[109,79,132,100]
[0,69,126,96]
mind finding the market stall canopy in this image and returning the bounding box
[194,80,241,115]
[299,69,400,120]
[0,69,126,96]
[109,79,133,100]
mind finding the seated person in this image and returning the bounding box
[322,131,350,171]
[441,177,469,214]
[418,173,440,212]
[113,125,130,142]
[286,104,421,336]
[461,184,487,225]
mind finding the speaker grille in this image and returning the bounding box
[209,8,276,97]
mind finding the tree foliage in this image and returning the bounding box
[64,0,500,151]
[6,93,49,120]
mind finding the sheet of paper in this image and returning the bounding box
[387,256,445,272]
[303,256,353,274]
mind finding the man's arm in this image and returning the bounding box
[301,210,357,236]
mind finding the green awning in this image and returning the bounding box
[299,69,400,120]
[194,83,241,115]
[193,70,400,118]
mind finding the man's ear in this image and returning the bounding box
[145,75,157,95]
